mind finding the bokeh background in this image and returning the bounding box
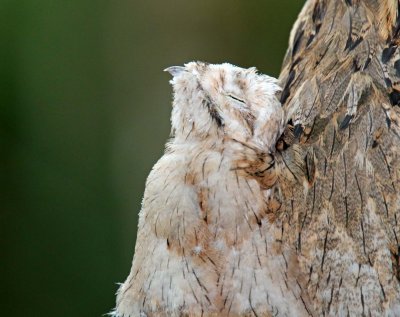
[1,1,304,316]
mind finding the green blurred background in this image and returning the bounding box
[1,1,303,316]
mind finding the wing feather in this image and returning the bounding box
[277,0,400,315]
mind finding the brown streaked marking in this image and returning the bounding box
[197,188,209,223]
[184,171,196,185]
[320,230,329,272]
[219,69,226,87]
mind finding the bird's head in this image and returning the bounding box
[165,61,283,152]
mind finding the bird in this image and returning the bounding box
[277,0,400,316]
[112,62,315,317]
[113,0,400,316]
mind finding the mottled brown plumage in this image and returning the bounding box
[114,1,400,316]
[276,0,400,315]
[113,63,314,317]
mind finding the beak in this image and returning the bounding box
[164,66,186,77]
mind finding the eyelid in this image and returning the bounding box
[227,94,246,104]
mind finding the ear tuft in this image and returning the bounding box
[164,66,186,77]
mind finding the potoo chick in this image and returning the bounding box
[113,62,313,317]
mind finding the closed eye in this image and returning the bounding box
[228,94,246,104]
